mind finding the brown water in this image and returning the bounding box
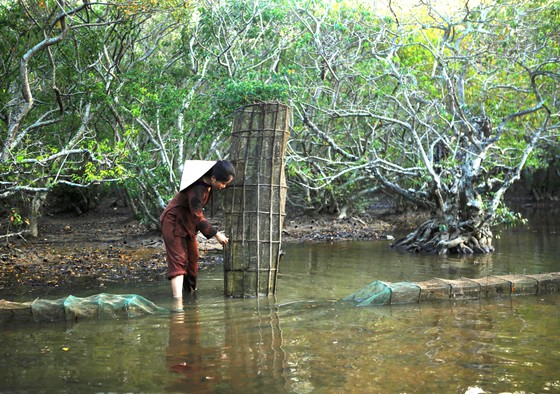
[1,217,559,393]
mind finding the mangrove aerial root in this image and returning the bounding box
[391,219,494,255]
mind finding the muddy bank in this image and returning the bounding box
[0,200,425,296]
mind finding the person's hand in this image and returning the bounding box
[215,232,229,245]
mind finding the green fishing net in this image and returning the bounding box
[344,281,421,306]
[0,293,167,322]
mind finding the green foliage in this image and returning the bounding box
[2,0,558,232]
[494,203,528,227]
[0,207,29,235]
[9,208,27,227]
[216,79,290,113]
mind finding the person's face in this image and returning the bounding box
[210,175,233,191]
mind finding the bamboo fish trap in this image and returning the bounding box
[224,102,291,297]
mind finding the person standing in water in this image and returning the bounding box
[160,160,235,300]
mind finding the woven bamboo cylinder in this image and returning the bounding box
[224,102,291,297]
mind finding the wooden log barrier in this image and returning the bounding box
[345,272,560,306]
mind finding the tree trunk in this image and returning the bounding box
[29,192,48,237]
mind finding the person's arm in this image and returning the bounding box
[188,186,218,239]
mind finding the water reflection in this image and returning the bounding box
[0,280,559,393]
[280,223,560,296]
[222,298,288,392]
[164,295,289,393]
[165,296,213,391]
[270,295,560,393]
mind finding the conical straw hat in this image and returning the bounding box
[179,160,217,191]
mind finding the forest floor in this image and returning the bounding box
[0,197,429,297]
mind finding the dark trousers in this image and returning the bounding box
[162,231,199,283]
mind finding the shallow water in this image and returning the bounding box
[1,214,559,393]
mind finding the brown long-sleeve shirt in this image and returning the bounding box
[159,180,217,239]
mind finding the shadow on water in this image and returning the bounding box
[1,208,559,393]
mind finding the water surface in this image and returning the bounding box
[1,217,559,393]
